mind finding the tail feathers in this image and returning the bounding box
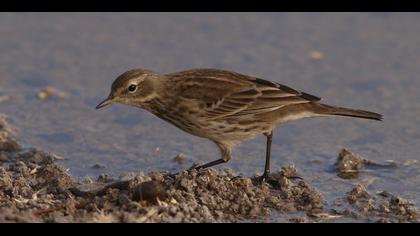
[315,103,383,121]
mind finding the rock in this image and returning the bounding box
[132,180,168,203]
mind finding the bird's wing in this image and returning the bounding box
[168,69,321,119]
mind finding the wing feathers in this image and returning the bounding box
[170,69,321,119]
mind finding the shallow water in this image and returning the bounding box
[1,12,419,221]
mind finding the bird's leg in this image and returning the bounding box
[193,141,232,171]
[169,142,232,178]
[264,130,273,178]
[167,158,227,179]
[193,158,227,170]
[257,130,273,183]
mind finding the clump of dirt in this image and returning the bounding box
[0,156,325,222]
[0,114,326,222]
[331,149,418,222]
[0,115,21,152]
[332,184,419,222]
[90,163,106,169]
[335,148,397,179]
[335,149,365,176]
[66,165,324,222]
[1,114,418,223]
[0,148,75,213]
[0,116,75,222]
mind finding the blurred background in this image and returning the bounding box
[0,13,419,206]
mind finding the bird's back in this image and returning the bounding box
[166,68,321,118]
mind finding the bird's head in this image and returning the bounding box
[96,69,160,109]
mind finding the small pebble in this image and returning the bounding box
[37,87,67,100]
[0,95,12,103]
[173,153,187,164]
[309,50,324,60]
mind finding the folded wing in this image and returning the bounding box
[168,69,321,119]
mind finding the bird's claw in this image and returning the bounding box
[253,172,271,185]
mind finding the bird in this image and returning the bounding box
[96,68,382,181]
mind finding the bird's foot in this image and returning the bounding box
[167,172,177,179]
[253,172,271,185]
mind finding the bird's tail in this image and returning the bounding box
[313,103,383,121]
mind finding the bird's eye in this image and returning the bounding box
[128,84,137,92]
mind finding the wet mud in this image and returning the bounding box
[0,115,418,222]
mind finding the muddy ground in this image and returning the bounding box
[0,115,417,223]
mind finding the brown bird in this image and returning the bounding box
[96,68,382,181]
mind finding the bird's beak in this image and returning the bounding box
[96,97,115,109]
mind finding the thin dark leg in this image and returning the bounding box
[168,159,228,178]
[193,158,227,170]
[167,142,231,178]
[261,130,273,180]
[264,131,273,176]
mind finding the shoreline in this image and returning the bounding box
[0,114,418,222]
